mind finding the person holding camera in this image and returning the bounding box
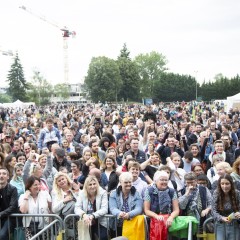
[157,135,184,165]
[23,152,53,192]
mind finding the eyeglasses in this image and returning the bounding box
[158,179,168,182]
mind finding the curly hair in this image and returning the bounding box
[217,174,239,212]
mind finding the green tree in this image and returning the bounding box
[153,73,196,101]
[134,51,168,98]
[0,93,12,103]
[27,71,53,105]
[6,53,29,101]
[117,44,141,101]
[85,56,122,102]
[54,83,70,101]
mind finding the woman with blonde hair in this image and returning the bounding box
[167,152,186,193]
[211,161,236,193]
[51,172,80,217]
[75,175,108,240]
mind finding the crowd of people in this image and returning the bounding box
[0,101,240,240]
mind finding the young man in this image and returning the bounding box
[0,168,18,240]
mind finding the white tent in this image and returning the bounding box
[227,93,240,112]
[1,100,35,108]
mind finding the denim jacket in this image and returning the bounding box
[109,186,143,219]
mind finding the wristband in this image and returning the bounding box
[24,198,29,201]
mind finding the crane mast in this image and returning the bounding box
[19,5,76,83]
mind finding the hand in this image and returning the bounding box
[25,190,31,198]
[235,212,240,219]
[155,215,164,221]
[221,216,230,223]
[71,181,80,191]
[122,213,130,220]
[201,209,209,217]
[83,214,92,226]
[63,195,73,204]
[185,186,195,196]
[166,216,174,227]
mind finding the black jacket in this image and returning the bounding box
[0,184,18,219]
[53,157,71,172]
[157,145,184,165]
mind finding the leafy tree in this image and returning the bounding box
[153,73,196,101]
[85,56,122,102]
[117,44,141,101]
[119,43,130,59]
[54,83,70,101]
[6,53,29,101]
[0,93,12,103]
[134,51,168,98]
[27,71,53,105]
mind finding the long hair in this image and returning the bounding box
[52,172,72,200]
[217,174,239,212]
[83,175,99,198]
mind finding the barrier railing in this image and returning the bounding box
[0,213,195,240]
[0,214,62,240]
[63,214,118,240]
[30,219,62,240]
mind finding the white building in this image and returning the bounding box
[50,83,89,104]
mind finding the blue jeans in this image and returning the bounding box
[91,224,107,240]
[0,219,11,240]
[215,221,240,240]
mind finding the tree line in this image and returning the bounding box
[2,45,240,104]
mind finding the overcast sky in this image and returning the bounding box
[1,0,240,87]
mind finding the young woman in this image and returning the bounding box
[75,175,108,240]
[212,174,240,240]
[10,162,25,198]
[101,156,119,193]
[16,152,27,164]
[68,160,82,183]
[167,152,186,193]
[4,154,16,180]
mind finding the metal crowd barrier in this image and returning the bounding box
[0,213,195,240]
[30,219,62,240]
[1,214,63,240]
[63,214,118,240]
[196,217,215,240]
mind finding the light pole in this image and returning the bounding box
[194,70,198,101]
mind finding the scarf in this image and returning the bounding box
[158,188,171,213]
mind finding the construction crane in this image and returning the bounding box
[19,5,76,83]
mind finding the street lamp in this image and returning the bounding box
[194,70,198,101]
